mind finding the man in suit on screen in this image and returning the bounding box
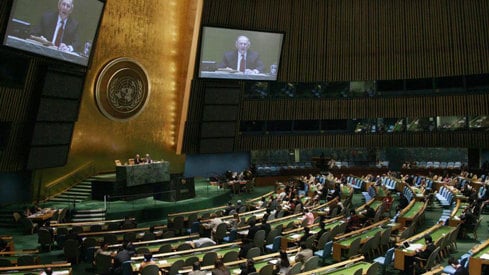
[218,35,265,74]
[32,0,80,53]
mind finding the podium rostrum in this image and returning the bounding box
[116,161,170,187]
[91,161,171,200]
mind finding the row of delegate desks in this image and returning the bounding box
[0,262,72,275]
[104,234,201,254]
[281,216,345,249]
[78,225,167,243]
[131,243,300,272]
[131,242,242,269]
[50,218,132,232]
[0,250,39,265]
[355,198,383,213]
[167,191,276,220]
[393,223,456,271]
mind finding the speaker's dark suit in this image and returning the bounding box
[218,50,265,72]
[32,11,80,52]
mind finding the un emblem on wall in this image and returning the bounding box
[95,57,150,121]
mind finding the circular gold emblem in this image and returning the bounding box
[95,57,150,121]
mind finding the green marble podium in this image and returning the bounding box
[116,161,170,187]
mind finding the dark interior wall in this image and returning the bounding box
[0,172,32,204]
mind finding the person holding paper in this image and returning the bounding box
[218,35,265,74]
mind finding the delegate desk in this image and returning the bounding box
[355,199,383,213]
[397,201,427,227]
[332,220,388,262]
[281,217,344,249]
[204,248,299,273]
[394,224,454,270]
[103,234,200,255]
[116,161,170,187]
[299,256,367,275]
[0,250,39,265]
[50,218,135,233]
[0,262,72,275]
[448,200,467,227]
[5,35,87,66]
[0,235,15,251]
[27,208,58,223]
[79,225,167,243]
[130,242,241,270]
[468,239,489,275]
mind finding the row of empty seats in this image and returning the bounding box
[436,186,455,208]
[412,175,434,192]
[346,176,365,190]
[411,161,463,169]
[381,177,397,191]
[402,186,415,202]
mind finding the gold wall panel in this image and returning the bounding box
[34,0,201,193]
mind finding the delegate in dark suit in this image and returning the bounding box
[32,11,80,52]
[219,50,265,73]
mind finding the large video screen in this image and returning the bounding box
[3,0,105,67]
[198,26,284,81]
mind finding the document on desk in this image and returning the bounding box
[480,253,489,260]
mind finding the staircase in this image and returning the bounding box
[49,181,92,204]
[70,208,106,222]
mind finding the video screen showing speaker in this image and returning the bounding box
[198,26,284,81]
[3,0,105,67]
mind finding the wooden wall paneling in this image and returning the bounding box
[462,3,482,73]
[325,0,338,80]
[378,0,398,78]
[464,95,478,116]
[433,0,453,76]
[479,1,489,73]
[448,0,465,74]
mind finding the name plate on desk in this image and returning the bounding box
[116,161,170,187]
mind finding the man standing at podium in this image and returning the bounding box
[218,35,264,74]
[32,0,80,53]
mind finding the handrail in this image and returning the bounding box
[44,161,96,200]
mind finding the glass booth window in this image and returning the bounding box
[407,117,435,132]
[436,116,466,131]
[469,116,489,131]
